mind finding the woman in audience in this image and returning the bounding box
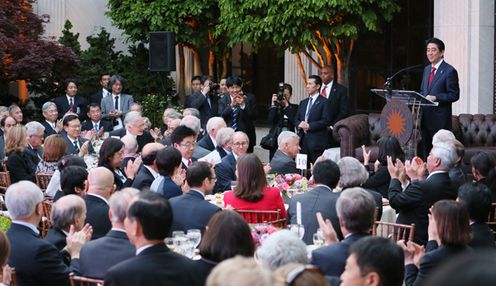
[53,165,88,201]
[8,104,23,124]
[98,137,140,191]
[272,263,329,286]
[223,154,286,218]
[470,151,496,201]
[193,210,255,285]
[0,230,11,286]
[45,155,87,198]
[401,200,471,286]
[256,229,308,271]
[206,256,272,286]
[151,147,185,199]
[5,125,36,183]
[362,136,405,198]
[36,134,67,174]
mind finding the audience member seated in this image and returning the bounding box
[53,165,88,202]
[340,237,405,286]
[36,134,67,174]
[269,131,300,175]
[312,187,376,277]
[45,155,87,198]
[470,151,496,201]
[40,102,60,137]
[181,115,210,160]
[193,210,255,285]
[272,263,329,286]
[447,139,467,189]
[214,131,249,193]
[5,125,36,183]
[8,104,23,124]
[457,182,495,249]
[288,159,341,244]
[256,230,308,271]
[108,111,154,153]
[79,188,138,279]
[82,103,113,135]
[388,142,457,245]
[206,256,272,286]
[151,147,185,199]
[223,154,285,218]
[61,114,95,156]
[160,118,181,146]
[401,200,471,286]
[161,108,183,135]
[98,137,141,191]
[171,125,198,171]
[0,230,12,286]
[0,116,17,168]
[197,117,226,152]
[362,136,405,198]
[169,162,221,234]
[84,167,115,240]
[120,134,138,169]
[131,143,163,191]
[6,181,88,286]
[25,121,45,166]
[214,127,235,159]
[104,192,199,286]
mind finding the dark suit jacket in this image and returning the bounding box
[90,89,110,105]
[405,241,470,286]
[287,185,341,244]
[218,94,257,152]
[469,222,495,249]
[312,233,369,277]
[25,145,43,166]
[326,82,349,126]
[216,146,228,159]
[7,223,78,286]
[61,133,95,155]
[109,128,154,153]
[104,243,200,286]
[214,153,236,193]
[269,150,298,175]
[192,259,217,286]
[6,151,36,183]
[158,176,182,199]
[363,165,391,198]
[45,227,67,251]
[40,120,58,138]
[54,95,87,120]
[267,103,298,133]
[169,190,221,234]
[80,229,135,279]
[84,195,111,240]
[197,134,216,151]
[189,92,219,129]
[131,166,155,191]
[81,119,114,133]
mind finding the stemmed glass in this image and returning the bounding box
[288,224,305,240]
[312,228,324,246]
[186,229,202,248]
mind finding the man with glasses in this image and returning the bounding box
[171,125,198,170]
[109,111,154,153]
[214,131,249,193]
[61,114,95,156]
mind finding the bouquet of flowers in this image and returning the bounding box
[251,223,278,246]
[268,173,312,197]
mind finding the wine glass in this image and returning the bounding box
[164,237,175,250]
[288,224,305,240]
[187,229,202,248]
[312,231,324,246]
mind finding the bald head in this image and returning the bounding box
[87,167,115,198]
[51,194,86,231]
[142,143,164,157]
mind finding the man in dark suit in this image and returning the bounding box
[84,167,114,240]
[104,192,200,286]
[61,114,95,156]
[169,162,221,234]
[131,143,163,191]
[218,76,257,153]
[388,142,458,245]
[188,76,220,130]
[294,75,330,164]
[287,160,341,244]
[197,117,226,151]
[171,125,198,171]
[214,131,249,193]
[80,188,138,279]
[25,121,45,166]
[90,73,111,104]
[40,102,60,137]
[81,103,114,134]
[54,79,87,120]
[5,181,88,286]
[109,111,154,153]
[420,37,460,158]
[269,131,300,175]
[311,188,376,277]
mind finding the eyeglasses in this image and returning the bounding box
[286,265,322,285]
[233,142,248,147]
[180,142,196,149]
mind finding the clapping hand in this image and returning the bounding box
[79,141,90,157]
[387,156,404,180]
[124,156,142,180]
[405,156,426,180]
[66,224,91,259]
[316,212,338,244]
[397,240,425,268]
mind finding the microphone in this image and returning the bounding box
[384,64,424,97]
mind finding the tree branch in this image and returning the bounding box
[302,50,320,68]
[295,53,307,84]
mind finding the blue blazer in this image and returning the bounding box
[159,176,182,199]
[214,153,236,193]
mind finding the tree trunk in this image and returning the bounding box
[295,53,307,84]
[334,39,354,88]
[189,48,203,76]
[221,49,230,78]
[178,44,186,103]
[208,50,215,76]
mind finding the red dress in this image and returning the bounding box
[223,186,287,218]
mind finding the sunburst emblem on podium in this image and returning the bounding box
[386,111,406,137]
[380,100,413,145]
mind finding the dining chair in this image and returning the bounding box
[69,273,104,286]
[36,173,53,193]
[235,209,286,228]
[372,221,415,242]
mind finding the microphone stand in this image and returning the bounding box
[384,64,424,98]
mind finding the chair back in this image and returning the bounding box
[40,199,53,238]
[486,203,496,237]
[372,221,415,242]
[235,209,285,227]
[36,173,53,192]
[70,274,104,286]
[0,171,10,193]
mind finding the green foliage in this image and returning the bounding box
[58,20,81,56]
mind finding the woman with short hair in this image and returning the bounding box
[36,134,67,174]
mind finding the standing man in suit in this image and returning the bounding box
[184,75,202,108]
[54,79,88,120]
[90,73,111,104]
[40,102,60,137]
[82,103,114,135]
[25,121,45,166]
[5,181,88,286]
[104,191,200,286]
[197,117,226,152]
[269,131,300,175]
[109,111,154,153]
[287,160,341,244]
[213,131,249,193]
[61,114,95,156]
[189,76,219,130]
[101,75,134,130]
[420,37,460,158]
[311,187,376,277]
[295,75,331,164]
[131,143,164,191]
[84,167,115,240]
[80,188,139,279]
[169,161,221,234]
[218,76,257,153]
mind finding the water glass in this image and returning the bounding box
[313,232,324,246]
[288,224,305,240]
[187,229,202,248]
[164,237,175,250]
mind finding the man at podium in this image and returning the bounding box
[420,37,460,158]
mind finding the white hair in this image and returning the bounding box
[25,121,45,136]
[124,111,142,127]
[432,129,456,145]
[183,108,200,119]
[277,131,299,146]
[215,127,235,146]
[337,157,369,189]
[5,181,44,220]
[109,188,140,223]
[206,117,226,134]
[121,134,138,154]
[181,115,201,135]
[255,230,308,271]
[42,102,57,113]
[431,142,457,170]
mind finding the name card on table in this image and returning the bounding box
[296,154,307,170]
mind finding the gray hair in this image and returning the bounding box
[277,131,299,146]
[142,117,152,130]
[337,157,369,189]
[183,107,200,119]
[0,106,7,114]
[431,142,457,170]
[181,115,201,135]
[256,230,308,271]
[108,75,124,90]
[42,102,57,113]
[432,129,456,145]
[336,187,376,233]
[124,111,142,127]
[121,134,138,154]
[5,181,44,220]
[216,127,235,146]
[50,195,86,230]
[25,121,45,136]
[163,108,182,119]
[109,188,140,223]
[206,117,226,134]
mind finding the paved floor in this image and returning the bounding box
[253,126,270,163]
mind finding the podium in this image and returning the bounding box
[370,89,438,158]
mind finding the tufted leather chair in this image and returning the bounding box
[334,113,496,164]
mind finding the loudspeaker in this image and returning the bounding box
[149,32,176,72]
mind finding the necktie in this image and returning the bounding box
[321,85,328,98]
[428,67,436,88]
[73,140,80,154]
[231,107,239,130]
[94,123,99,132]
[188,159,192,167]
[114,96,119,110]
[69,98,74,109]
[305,97,314,121]
[51,122,56,129]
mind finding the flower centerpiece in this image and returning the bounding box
[251,223,278,246]
[267,173,312,197]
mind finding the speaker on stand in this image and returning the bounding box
[149,32,176,105]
